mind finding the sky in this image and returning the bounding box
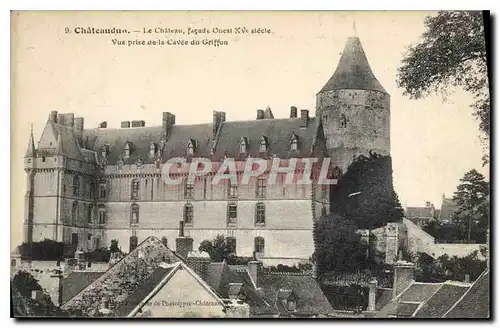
[11,11,489,249]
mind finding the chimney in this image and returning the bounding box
[256,109,264,120]
[65,113,75,128]
[175,221,193,259]
[131,120,145,128]
[425,201,431,207]
[162,112,176,138]
[99,121,107,128]
[57,113,64,125]
[290,106,297,118]
[367,279,378,312]
[121,121,130,128]
[392,260,415,299]
[49,110,58,123]
[300,110,309,128]
[212,111,226,140]
[263,106,274,119]
[74,117,84,134]
[248,260,263,288]
[187,250,211,282]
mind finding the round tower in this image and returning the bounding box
[316,36,390,172]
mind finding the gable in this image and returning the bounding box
[132,265,225,318]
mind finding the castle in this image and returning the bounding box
[23,36,390,265]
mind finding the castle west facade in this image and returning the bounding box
[23,36,390,265]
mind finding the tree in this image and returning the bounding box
[453,169,489,242]
[198,234,232,262]
[330,152,404,229]
[397,11,490,142]
[312,214,370,275]
[109,239,120,253]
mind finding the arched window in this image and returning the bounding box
[254,237,265,255]
[184,203,193,225]
[239,138,247,153]
[131,179,140,200]
[149,142,156,158]
[340,114,347,128]
[98,206,106,225]
[71,201,78,224]
[227,203,237,225]
[255,202,265,225]
[259,137,268,153]
[228,180,238,198]
[124,142,131,158]
[130,203,140,225]
[187,140,195,156]
[73,175,80,196]
[87,204,93,223]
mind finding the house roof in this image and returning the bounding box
[444,270,490,319]
[405,206,434,219]
[61,236,182,316]
[62,271,104,304]
[80,117,324,165]
[258,272,334,316]
[439,198,459,221]
[319,37,387,94]
[377,271,489,319]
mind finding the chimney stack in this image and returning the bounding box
[99,121,107,128]
[131,120,145,128]
[162,112,176,138]
[121,121,130,128]
[392,260,415,299]
[175,221,193,259]
[49,110,58,123]
[256,109,264,120]
[300,110,309,128]
[368,279,378,312]
[187,250,211,282]
[290,106,297,118]
[425,201,431,207]
[212,111,226,140]
[248,260,263,288]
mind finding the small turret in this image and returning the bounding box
[25,126,36,158]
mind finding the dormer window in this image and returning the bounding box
[187,139,196,156]
[149,142,157,158]
[124,142,131,158]
[101,146,108,158]
[239,137,248,154]
[259,136,268,153]
[290,133,299,151]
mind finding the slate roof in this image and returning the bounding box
[439,198,459,222]
[79,117,324,165]
[376,272,490,319]
[61,271,103,304]
[414,284,469,318]
[114,263,176,317]
[405,206,434,219]
[444,270,490,319]
[258,273,334,317]
[61,236,181,316]
[319,37,387,94]
[38,122,88,161]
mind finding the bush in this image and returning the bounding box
[19,239,64,261]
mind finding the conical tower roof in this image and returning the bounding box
[319,37,387,94]
[25,127,36,158]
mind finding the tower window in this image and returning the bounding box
[256,176,267,197]
[239,138,248,153]
[259,137,268,153]
[71,201,78,224]
[291,139,298,151]
[184,203,193,225]
[227,203,237,225]
[131,179,140,200]
[98,178,107,200]
[255,202,265,225]
[149,142,156,158]
[340,114,347,128]
[187,140,195,156]
[98,207,106,225]
[73,175,80,196]
[130,203,139,226]
[87,204,93,224]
